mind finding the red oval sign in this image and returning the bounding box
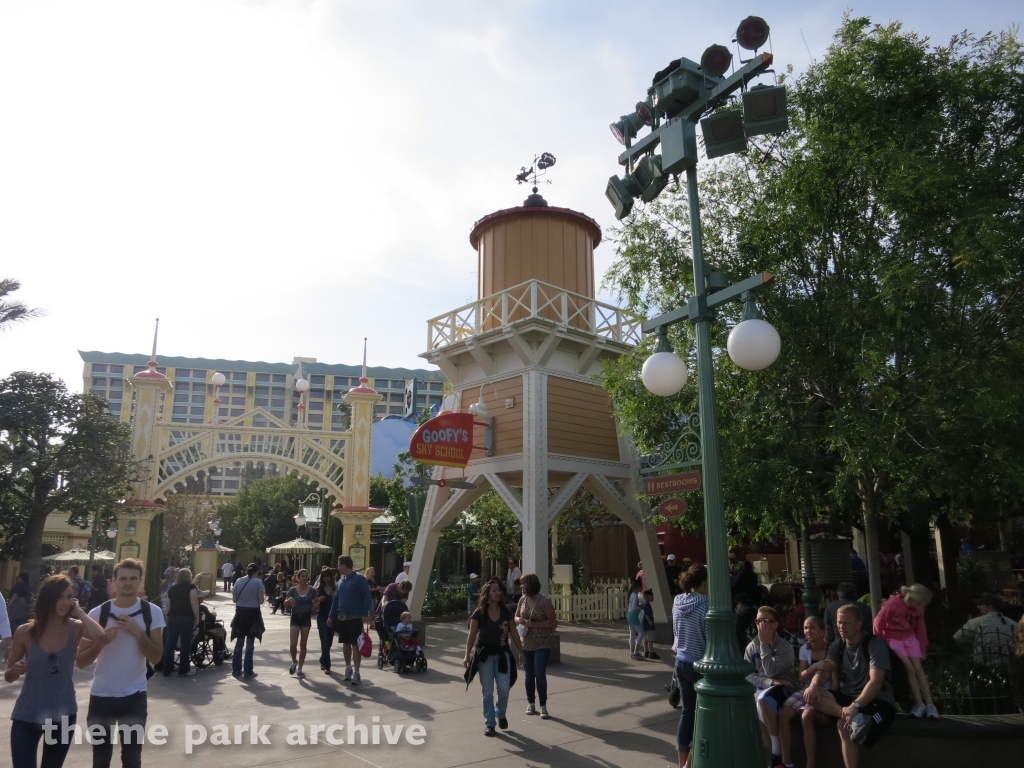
[657,497,687,519]
[409,412,476,468]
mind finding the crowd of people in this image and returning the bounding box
[668,560,1024,768]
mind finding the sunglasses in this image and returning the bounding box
[48,653,59,677]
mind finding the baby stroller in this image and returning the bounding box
[375,600,427,674]
[173,604,230,669]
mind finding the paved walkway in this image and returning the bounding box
[0,594,682,767]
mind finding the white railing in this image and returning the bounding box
[427,279,643,350]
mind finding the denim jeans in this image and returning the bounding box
[11,716,76,768]
[477,653,510,728]
[162,616,195,675]
[675,661,701,752]
[629,623,643,654]
[316,614,334,670]
[523,647,550,706]
[87,691,147,768]
[232,634,255,676]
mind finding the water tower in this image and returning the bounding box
[406,173,672,626]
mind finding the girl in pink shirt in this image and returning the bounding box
[873,583,938,718]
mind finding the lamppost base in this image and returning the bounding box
[692,608,763,768]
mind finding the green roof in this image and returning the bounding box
[78,351,445,381]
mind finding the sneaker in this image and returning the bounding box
[648,651,660,660]
[242,672,258,679]
[526,703,537,715]
[925,704,940,720]
[911,704,927,718]
[540,706,549,719]
[184,668,198,677]
[344,666,353,682]
[498,717,508,730]
[289,663,296,675]
[847,712,871,745]
[484,726,496,737]
[631,653,645,660]
[296,669,306,679]
[351,670,361,685]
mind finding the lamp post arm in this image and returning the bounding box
[642,272,775,336]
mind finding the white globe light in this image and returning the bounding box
[641,351,688,396]
[294,378,310,393]
[727,318,781,371]
[211,372,226,387]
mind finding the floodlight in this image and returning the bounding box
[742,84,788,136]
[610,112,644,145]
[700,110,747,158]
[701,45,733,78]
[736,16,770,51]
[634,155,668,202]
[652,57,704,118]
[636,97,655,126]
[606,174,639,220]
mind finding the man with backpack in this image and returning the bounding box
[804,603,899,768]
[77,557,165,768]
[68,565,91,602]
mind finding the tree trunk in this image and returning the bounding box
[863,510,883,616]
[935,513,960,597]
[21,507,51,588]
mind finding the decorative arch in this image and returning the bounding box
[154,454,344,501]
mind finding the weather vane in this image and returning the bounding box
[515,152,556,189]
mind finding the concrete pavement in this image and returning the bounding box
[0,594,683,768]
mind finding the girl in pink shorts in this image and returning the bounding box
[873,583,938,718]
[778,616,831,768]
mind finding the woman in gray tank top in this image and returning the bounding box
[4,574,105,768]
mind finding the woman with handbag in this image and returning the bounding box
[514,573,557,719]
[464,579,524,736]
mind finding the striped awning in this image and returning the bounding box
[266,538,333,554]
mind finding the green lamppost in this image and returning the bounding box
[605,17,789,767]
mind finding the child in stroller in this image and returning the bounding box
[376,600,427,673]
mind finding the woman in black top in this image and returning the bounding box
[316,569,337,674]
[463,578,525,736]
[285,569,318,678]
[162,568,200,676]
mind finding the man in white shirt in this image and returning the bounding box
[221,560,234,592]
[395,561,412,583]
[77,558,165,768]
[506,558,522,603]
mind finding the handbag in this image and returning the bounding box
[357,629,373,657]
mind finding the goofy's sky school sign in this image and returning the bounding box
[409,412,476,468]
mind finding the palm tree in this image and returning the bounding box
[0,279,42,332]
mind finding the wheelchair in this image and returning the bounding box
[173,604,230,669]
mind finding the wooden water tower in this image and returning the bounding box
[406,189,673,625]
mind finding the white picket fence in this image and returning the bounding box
[549,580,632,622]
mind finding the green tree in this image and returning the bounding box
[216,473,320,552]
[0,372,140,584]
[0,279,42,332]
[603,18,1024,605]
[462,490,520,564]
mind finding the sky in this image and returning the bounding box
[1,0,1019,391]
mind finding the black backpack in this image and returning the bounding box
[839,636,913,708]
[98,599,157,679]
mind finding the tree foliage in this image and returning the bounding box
[163,493,214,567]
[0,278,43,332]
[216,473,321,552]
[462,490,520,563]
[0,372,140,583]
[602,18,1024,555]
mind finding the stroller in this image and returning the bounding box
[375,600,427,674]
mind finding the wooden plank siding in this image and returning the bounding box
[459,376,523,458]
[547,377,620,461]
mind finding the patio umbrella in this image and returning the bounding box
[41,549,115,567]
[267,537,333,574]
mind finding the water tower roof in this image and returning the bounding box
[470,203,602,250]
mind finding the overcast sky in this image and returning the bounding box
[1,0,1018,390]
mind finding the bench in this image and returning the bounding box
[779,713,1024,766]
